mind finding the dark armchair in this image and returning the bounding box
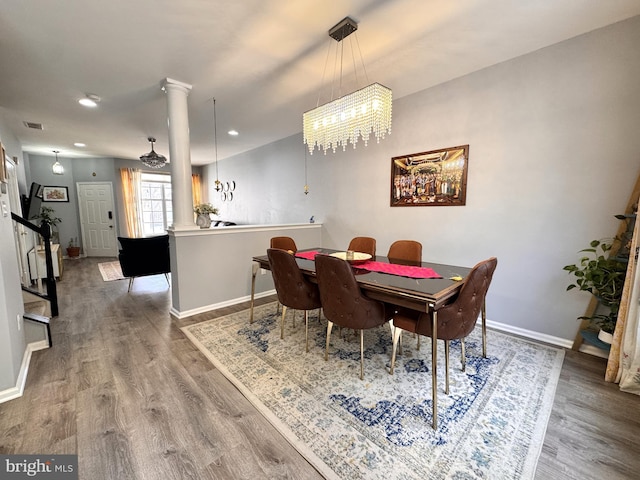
[118,235,170,292]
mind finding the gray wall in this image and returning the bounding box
[205,16,640,342]
[0,114,27,392]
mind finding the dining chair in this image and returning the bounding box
[389,257,497,394]
[315,254,393,380]
[270,236,298,253]
[269,236,298,315]
[387,240,422,264]
[347,236,376,257]
[267,248,321,352]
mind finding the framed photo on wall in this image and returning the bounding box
[42,186,69,202]
[390,145,469,207]
[0,142,7,184]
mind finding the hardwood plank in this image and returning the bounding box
[1,257,639,480]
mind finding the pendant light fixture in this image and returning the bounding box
[212,98,222,192]
[139,137,167,169]
[52,150,64,175]
[303,17,392,155]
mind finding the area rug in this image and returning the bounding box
[181,303,564,480]
[98,261,125,281]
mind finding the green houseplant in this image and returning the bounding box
[563,239,627,334]
[34,205,61,244]
[67,237,81,258]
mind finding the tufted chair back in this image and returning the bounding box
[347,236,377,257]
[415,257,497,339]
[315,253,392,379]
[315,254,387,330]
[270,236,298,253]
[390,257,498,386]
[387,240,422,264]
[267,248,320,311]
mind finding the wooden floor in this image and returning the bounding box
[1,257,639,479]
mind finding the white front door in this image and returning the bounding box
[77,182,118,257]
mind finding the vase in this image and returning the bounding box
[196,214,212,229]
[598,329,613,344]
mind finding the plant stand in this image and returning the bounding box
[572,172,640,351]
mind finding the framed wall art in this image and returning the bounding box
[390,144,469,207]
[42,186,69,202]
[0,142,7,184]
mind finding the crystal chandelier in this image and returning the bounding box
[303,17,392,155]
[140,137,167,168]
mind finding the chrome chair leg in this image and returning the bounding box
[128,277,134,292]
[304,310,310,352]
[325,321,334,361]
[390,327,402,375]
[481,302,487,358]
[281,306,287,339]
[417,334,421,350]
[164,273,170,286]
[359,329,365,380]
[460,338,466,372]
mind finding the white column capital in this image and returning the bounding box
[161,78,193,94]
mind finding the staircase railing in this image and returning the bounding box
[11,212,59,317]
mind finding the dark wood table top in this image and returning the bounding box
[253,247,471,311]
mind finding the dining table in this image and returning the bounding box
[250,247,473,429]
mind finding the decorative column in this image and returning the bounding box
[161,77,194,230]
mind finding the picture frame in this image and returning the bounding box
[390,144,469,207]
[42,186,69,202]
[0,142,7,184]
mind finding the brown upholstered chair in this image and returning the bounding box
[315,254,393,379]
[390,257,497,394]
[387,240,422,264]
[347,236,376,257]
[270,236,297,253]
[267,248,321,352]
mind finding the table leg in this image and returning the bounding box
[431,307,438,430]
[250,263,259,323]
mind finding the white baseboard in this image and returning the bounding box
[0,340,47,404]
[170,289,277,319]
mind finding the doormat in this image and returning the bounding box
[98,261,125,281]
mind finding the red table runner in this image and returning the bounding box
[295,251,442,279]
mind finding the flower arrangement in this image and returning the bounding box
[194,203,219,216]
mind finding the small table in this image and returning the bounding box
[250,247,472,429]
[28,243,63,280]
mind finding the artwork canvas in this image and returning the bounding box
[391,145,469,207]
[42,186,69,202]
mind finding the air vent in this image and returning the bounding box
[23,121,44,130]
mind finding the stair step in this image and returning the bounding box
[23,312,52,348]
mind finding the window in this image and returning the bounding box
[140,173,172,236]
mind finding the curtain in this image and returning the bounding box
[192,174,202,207]
[609,211,640,394]
[120,168,143,238]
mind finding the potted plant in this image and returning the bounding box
[34,205,61,244]
[67,237,81,258]
[194,203,219,229]
[563,239,627,342]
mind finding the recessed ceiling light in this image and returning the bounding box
[79,93,101,107]
[228,130,239,136]
[74,142,86,147]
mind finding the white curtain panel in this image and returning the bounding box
[619,215,640,394]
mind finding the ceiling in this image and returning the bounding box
[1,0,639,166]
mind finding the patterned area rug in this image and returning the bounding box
[98,261,125,281]
[182,303,564,479]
